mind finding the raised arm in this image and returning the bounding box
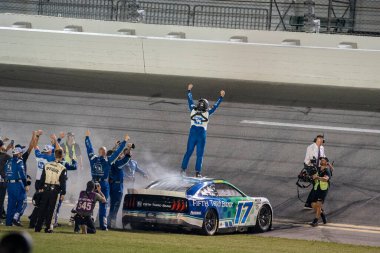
[108,134,129,165]
[114,154,131,169]
[208,90,225,115]
[85,130,96,160]
[187,83,196,111]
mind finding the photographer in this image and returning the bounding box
[303,135,326,209]
[310,157,331,227]
[73,181,106,234]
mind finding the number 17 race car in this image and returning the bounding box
[122,177,273,235]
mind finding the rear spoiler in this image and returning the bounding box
[127,188,186,198]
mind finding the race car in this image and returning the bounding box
[122,177,272,235]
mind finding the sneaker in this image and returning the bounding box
[195,172,202,178]
[304,204,313,210]
[44,228,53,233]
[321,212,327,224]
[310,218,318,227]
[12,219,23,227]
[180,170,186,177]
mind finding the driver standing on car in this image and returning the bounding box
[180,83,225,178]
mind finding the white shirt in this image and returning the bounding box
[304,143,325,165]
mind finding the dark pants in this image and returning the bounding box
[305,188,316,206]
[35,189,59,232]
[75,215,96,234]
[0,182,7,218]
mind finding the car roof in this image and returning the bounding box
[146,176,231,193]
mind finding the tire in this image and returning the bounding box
[202,209,218,236]
[254,205,272,233]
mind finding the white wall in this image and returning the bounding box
[0,14,380,89]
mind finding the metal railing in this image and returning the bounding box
[0,0,379,36]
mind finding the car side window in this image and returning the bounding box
[215,183,244,197]
[198,184,218,197]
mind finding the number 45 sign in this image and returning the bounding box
[234,201,254,225]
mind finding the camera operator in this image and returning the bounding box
[303,135,326,209]
[73,181,106,234]
[310,157,332,227]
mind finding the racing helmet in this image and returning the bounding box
[197,98,209,112]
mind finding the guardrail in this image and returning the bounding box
[0,0,379,36]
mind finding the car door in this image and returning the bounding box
[214,182,255,228]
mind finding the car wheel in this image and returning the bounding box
[254,205,272,233]
[202,209,218,236]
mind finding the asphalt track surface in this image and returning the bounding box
[0,64,379,246]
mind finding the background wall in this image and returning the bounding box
[0,13,379,89]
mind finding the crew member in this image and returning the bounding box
[304,135,326,209]
[108,143,140,228]
[73,181,106,234]
[310,157,331,227]
[0,140,11,223]
[181,83,225,177]
[85,130,129,230]
[4,147,29,226]
[34,149,67,233]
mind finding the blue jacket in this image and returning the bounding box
[85,136,126,180]
[124,160,146,181]
[4,157,27,186]
[109,155,131,183]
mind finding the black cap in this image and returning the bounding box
[86,181,95,192]
[15,144,26,149]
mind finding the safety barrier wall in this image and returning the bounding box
[0,14,379,89]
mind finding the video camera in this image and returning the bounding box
[296,157,318,188]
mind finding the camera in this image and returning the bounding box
[297,165,318,185]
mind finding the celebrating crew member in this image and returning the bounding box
[310,157,332,227]
[59,132,83,170]
[180,83,225,177]
[85,129,129,230]
[34,149,67,233]
[4,147,29,226]
[73,181,106,234]
[303,135,326,209]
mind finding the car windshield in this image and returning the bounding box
[147,177,198,192]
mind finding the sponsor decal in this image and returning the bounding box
[190,211,202,216]
[137,201,142,208]
[191,200,233,208]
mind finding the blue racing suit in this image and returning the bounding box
[4,157,27,226]
[108,154,131,227]
[85,136,126,229]
[181,91,223,172]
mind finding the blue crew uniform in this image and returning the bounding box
[4,157,27,226]
[181,90,223,173]
[108,154,131,228]
[124,160,147,183]
[85,136,126,230]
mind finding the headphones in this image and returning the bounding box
[313,134,325,143]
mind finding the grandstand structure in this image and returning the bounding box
[0,0,379,35]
